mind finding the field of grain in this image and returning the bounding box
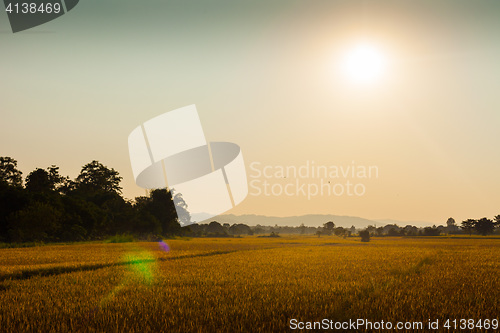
[0,236,499,332]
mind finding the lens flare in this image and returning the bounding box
[99,248,157,309]
[125,253,156,285]
[159,240,170,252]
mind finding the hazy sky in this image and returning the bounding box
[1,0,499,224]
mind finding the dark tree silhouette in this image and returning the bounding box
[0,157,197,242]
[423,226,441,236]
[228,223,253,236]
[13,156,500,243]
[0,157,23,187]
[0,180,28,242]
[8,202,62,242]
[359,230,370,242]
[324,221,335,231]
[388,228,399,236]
[322,221,334,235]
[26,168,53,193]
[134,189,184,235]
[206,221,226,235]
[461,219,476,236]
[474,217,495,236]
[75,160,122,194]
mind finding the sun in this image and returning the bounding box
[339,42,388,85]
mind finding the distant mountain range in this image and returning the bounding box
[211,214,437,228]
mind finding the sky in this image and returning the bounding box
[1,0,499,224]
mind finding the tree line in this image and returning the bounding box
[1,156,498,243]
[182,218,500,239]
[0,156,189,243]
[358,217,500,237]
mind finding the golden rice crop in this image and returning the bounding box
[0,236,498,332]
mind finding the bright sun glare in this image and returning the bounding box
[340,43,388,85]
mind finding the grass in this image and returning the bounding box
[104,234,135,244]
[0,236,498,332]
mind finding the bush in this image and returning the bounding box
[423,227,441,236]
[359,230,370,242]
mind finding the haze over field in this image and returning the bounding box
[218,214,376,228]
[216,214,445,228]
[1,0,499,224]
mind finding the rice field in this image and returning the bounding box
[0,236,499,332]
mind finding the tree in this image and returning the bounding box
[47,166,67,192]
[253,226,265,235]
[228,223,253,236]
[334,227,346,237]
[350,225,356,235]
[423,226,441,236]
[101,195,136,235]
[172,193,191,226]
[322,221,334,236]
[60,194,105,239]
[8,202,62,242]
[25,168,53,193]
[324,221,335,231]
[0,181,28,242]
[461,219,476,236]
[474,217,495,236]
[403,225,418,236]
[366,225,376,235]
[75,160,122,194]
[388,228,399,236]
[135,189,183,235]
[359,230,370,242]
[206,221,226,235]
[0,157,23,187]
[445,217,459,234]
[494,215,500,229]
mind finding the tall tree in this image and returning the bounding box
[324,221,335,231]
[0,157,23,187]
[134,189,186,235]
[25,168,52,193]
[461,219,476,236]
[75,160,122,194]
[474,217,495,236]
[173,193,191,226]
[494,215,500,228]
